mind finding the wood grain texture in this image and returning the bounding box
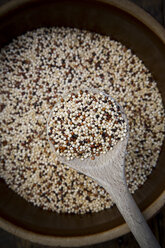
[0,207,165,248]
[0,0,164,247]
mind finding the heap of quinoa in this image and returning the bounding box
[0,27,164,214]
[47,89,127,161]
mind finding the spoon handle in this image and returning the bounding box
[105,183,160,248]
[95,139,161,248]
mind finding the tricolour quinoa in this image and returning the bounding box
[0,27,164,214]
[47,89,127,161]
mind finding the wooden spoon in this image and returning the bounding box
[47,91,160,248]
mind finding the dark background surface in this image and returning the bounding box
[0,0,165,247]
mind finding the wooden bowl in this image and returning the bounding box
[0,0,165,246]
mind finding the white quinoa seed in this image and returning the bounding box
[0,27,164,214]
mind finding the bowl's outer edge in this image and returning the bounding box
[0,191,164,247]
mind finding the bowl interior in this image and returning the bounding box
[0,0,165,237]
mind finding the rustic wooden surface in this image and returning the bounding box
[0,0,165,247]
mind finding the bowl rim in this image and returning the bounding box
[0,0,165,246]
[0,192,164,247]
